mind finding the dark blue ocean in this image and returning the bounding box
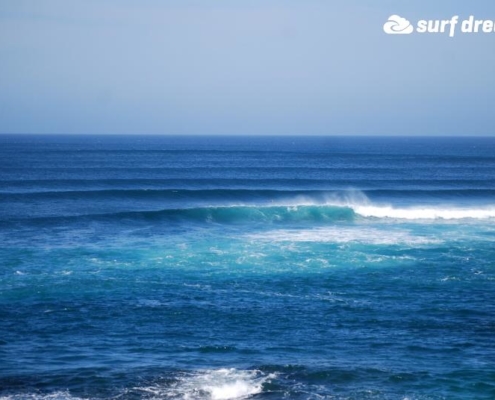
[1,135,495,400]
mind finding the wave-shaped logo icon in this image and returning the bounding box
[383,15,414,34]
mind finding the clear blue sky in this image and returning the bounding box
[1,0,494,135]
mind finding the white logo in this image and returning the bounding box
[383,15,414,34]
[383,15,495,37]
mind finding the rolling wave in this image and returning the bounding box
[1,205,356,226]
[3,201,495,228]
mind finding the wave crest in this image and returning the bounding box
[5,190,495,226]
[354,205,495,220]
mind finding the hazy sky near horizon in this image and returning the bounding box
[1,0,495,136]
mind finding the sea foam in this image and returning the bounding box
[135,368,274,400]
[0,392,85,400]
[246,226,439,245]
[353,204,495,220]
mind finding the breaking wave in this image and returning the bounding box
[134,368,274,400]
[353,204,495,220]
[3,189,495,226]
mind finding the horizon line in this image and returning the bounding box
[1,133,494,138]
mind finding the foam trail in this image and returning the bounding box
[0,392,85,400]
[247,226,440,245]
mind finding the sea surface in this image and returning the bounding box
[1,135,494,400]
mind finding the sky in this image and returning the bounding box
[1,0,495,136]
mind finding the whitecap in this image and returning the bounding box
[135,368,275,400]
[354,204,495,220]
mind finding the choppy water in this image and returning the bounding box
[1,135,494,399]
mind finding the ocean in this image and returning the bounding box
[0,135,494,400]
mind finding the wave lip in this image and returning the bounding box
[354,205,495,220]
[108,204,355,225]
[1,204,356,227]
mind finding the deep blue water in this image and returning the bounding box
[1,135,495,400]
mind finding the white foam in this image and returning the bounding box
[321,191,495,221]
[354,205,495,220]
[246,227,439,246]
[0,370,271,400]
[0,392,85,400]
[135,368,274,400]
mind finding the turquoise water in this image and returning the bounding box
[1,135,495,399]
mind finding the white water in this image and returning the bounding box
[353,204,495,220]
[136,368,274,400]
[0,392,85,400]
[247,226,440,245]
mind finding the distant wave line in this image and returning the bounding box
[1,188,495,199]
